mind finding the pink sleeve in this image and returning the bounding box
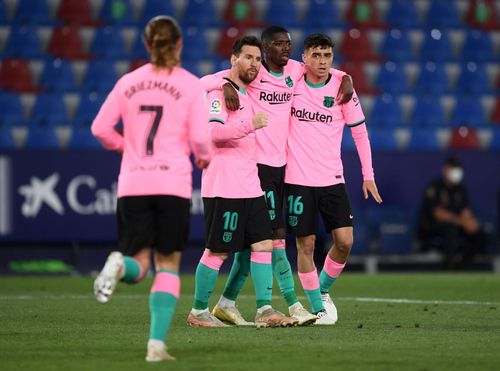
[200,70,230,92]
[350,123,375,181]
[188,89,213,163]
[330,68,346,79]
[90,87,124,152]
[209,119,255,142]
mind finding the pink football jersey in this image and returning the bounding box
[91,63,212,198]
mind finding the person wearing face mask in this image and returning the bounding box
[418,156,488,269]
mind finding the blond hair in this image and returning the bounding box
[143,16,181,71]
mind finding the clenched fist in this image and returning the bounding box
[252,112,268,129]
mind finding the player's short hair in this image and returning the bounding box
[143,15,181,71]
[444,156,462,168]
[303,33,335,51]
[261,25,289,44]
[232,35,262,57]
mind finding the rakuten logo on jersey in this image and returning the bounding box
[18,173,117,217]
[291,107,333,123]
[259,91,292,105]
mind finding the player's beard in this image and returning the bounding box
[239,68,258,84]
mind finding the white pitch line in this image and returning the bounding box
[0,294,498,306]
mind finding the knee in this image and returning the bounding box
[335,236,353,255]
[297,235,316,256]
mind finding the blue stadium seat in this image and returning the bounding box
[40,59,76,92]
[451,96,486,127]
[488,128,500,150]
[425,0,460,28]
[4,26,43,58]
[130,33,149,59]
[30,93,69,127]
[420,29,453,62]
[368,128,399,150]
[24,125,60,149]
[411,96,445,127]
[182,61,201,77]
[304,0,342,28]
[407,128,441,150]
[385,0,420,28]
[0,92,25,126]
[90,27,126,59]
[375,61,409,93]
[456,62,491,95]
[81,60,118,93]
[461,30,495,62]
[414,62,449,95]
[73,91,106,127]
[182,0,217,26]
[68,127,103,149]
[369,94,403,127]
[182,27,210,61]
[341,127,356,151]
[14,0,53,25]
[140,0,175,25]
[0,0,7,23]
[379,29,412,61]
[264,0,300,27]
[99,0,134,25]
[0,126,16,149]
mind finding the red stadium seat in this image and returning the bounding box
[57,0,99,26]
[339,28,381,61]
[215,26,246,59]
[345,0,385,28]
[491,98,500,125]
[47,26,89,60]
[448,126,481,150]
[338,62,378,95]
[0,58,40,93]
[128,58,149,73]
[465,0,498,29]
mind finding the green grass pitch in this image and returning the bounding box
[1,273,500,371]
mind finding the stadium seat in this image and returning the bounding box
[368,128,399,150]
[31,93,69,127]
[407,128,441,150]
[215,26,245,59]
[345,0,383,28]
[264,0,300,27]
[73,91,106,127]
[0,126,16,149]
[40,58,77,92]
[425,0,460,28]
[369,94,403,127]
[57,0,98,26]
[488,128,500,150]
[182,0,218,27]
[222,0,260,27]
[90,27,126,59]
[419,29,453,62]
[130,33,149,59]
[491,98,500,125]
[385,0,420,28]
[465,0,498,29]
[182,26,211,61]
[0,0,7,23]
[47,26,89,60]
[4,26,43,58]
[99,0,134,25]
[455,62,491,95]
[410,96,445,127]
[304,0,342,28]
[68,126,103,149]
[0,58,40,93]
[379,29,413,61]
[461,30,495,62]
[414,62,449,95]
[338,62,377,95]
[24,125,60,149]
[0,92,25,126]
[451,96,486,127]
[374,61,409,94]
[448,126,481,150]
[81,60,118,93]
[14,0,53,25]
[339,28,380,61]
[140,0,175,26]
[182,61,201,77]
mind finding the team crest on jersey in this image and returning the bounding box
[209,98,222,114]
[268,210,276,220]
[285,76,294,88]
[323,96,335,108]
[223,232,233,243]
[288,216,298,227]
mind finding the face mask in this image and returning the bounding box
[447,167,463,185]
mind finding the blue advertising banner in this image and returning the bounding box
[0,150,498,243]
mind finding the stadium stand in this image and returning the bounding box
[46,26,89,60]
[223,0,260,27]
[0,58,40,93]
[4,26,43,58]
[40,58,77,93]
[57,0,98,26]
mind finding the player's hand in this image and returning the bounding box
[336,75,354,105]
[223,82,240,111]
[252,112,268,129]
[195,158,210,169]
[363,180,382,204]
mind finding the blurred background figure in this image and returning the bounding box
[418,156,489,270]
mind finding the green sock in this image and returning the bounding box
[272,249,298,306]
[193,263,220,310]
[149,270,179,341]
[121,256,142,283]
[250,254,273,309]
[222,249,251,301]
[304,288,324,313]
[319,269,337,293]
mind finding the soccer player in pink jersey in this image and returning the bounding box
[91,16,212,361]
[187,36,298,329]
[204,26,353,327]
[285,33,383,325]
